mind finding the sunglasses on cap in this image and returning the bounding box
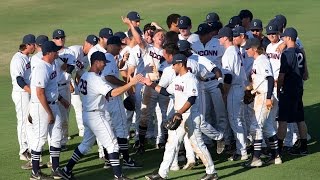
[54,36,65,40]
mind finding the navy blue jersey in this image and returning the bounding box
[279,47,305,94]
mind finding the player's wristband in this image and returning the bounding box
[217,77,223,84]
[150,82,157,89]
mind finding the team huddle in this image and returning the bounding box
[10,9,310,180]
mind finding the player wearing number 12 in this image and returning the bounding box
[58,51,143,180]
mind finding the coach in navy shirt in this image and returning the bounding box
[276,27,309,156]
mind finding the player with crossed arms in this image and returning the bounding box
[58,51,143,180]
[143,54,218,180]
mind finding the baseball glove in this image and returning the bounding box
[163,113,183,130]
[243,90,255,104]
[123,95,135,111]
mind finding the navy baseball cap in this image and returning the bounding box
[127,11,143,21]
[128,27,143,37]
[195,23,213,35]
[99,28,113,38]
[35,35,49,46]
[42,41,62,54]
[209,21,223,31]
[238,9,253,20]
[178,16,192,29]
[250,19,263,30]
[217,27,233,39]
[107,36,123,46]
[280,27,298,39]
[266,23,279,34]
[205,12,220,23]
[274,14,287,28]
[242,38,261,50]
[114,32,127,41]
[172,53,187,65]
[52,29,65,39]
[226,16,242,28]
[86,34,98,45]
[233,26,246,37]
[177,40,191,51]
[22,34,36,44]
[91,51,110,63]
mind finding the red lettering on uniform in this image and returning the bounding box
[175,84,184,92]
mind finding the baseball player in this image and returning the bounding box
[238,9,254,39]
[58,51,143,180]
[87,27,113,62]
[276,28,309,155]
[243,38,281,167]
[123,16,169,153]
[225,16,242,29]
[127,11,142,27]
[29,41,63,179]
[52,29,76,151]
[249,19,271,50]
[10,34,35,162]
[69,35,98,137]
[232,26,254,143]
[204,12,220,24]
[101,36,142,169]
[177,16,203,53]
[195,23,228,143]
[166,13,181,33]
[217,27,248,161]
[143,54,218,180]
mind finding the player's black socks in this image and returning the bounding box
[268,135,279,158]
[50,146,61,171]
[300,139,308,151]
[278,139,284,155]
[139,126,147,146]
[108,152,121,177]
[253,139,262,159]
[31,150,41,174]
[118,138,130,162]
[66,147,83,172]
[103,148,109,161]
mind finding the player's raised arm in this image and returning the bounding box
[109,74,143,97]
[122,16,146,49]
[140,77,171,96]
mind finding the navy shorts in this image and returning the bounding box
[278,91,304,123]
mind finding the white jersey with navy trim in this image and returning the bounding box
[266,40,283,80]
[251,54,274,93]
[54,47,76,85]
[196,38,225,68]
[101,53,120,88]
[31,51,43,72]
[78,72,113,111]
[178,33,203,53]
[166,72,199,113]
[140,44,163,81]
[239,44,254,81]
[30,60,58,103]
[87,44,107,63]
[127,45,144,75]
[10,52,31,92]
[69,45,90,75]
[221,46,246,86]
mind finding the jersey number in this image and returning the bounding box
[79,79,87,95]
[296,53,304,68]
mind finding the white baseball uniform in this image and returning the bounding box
[178,33,203,53]
[158,72,216,178]
[29,59,62,152]
[250,54,276,140]
[77,72,119,155]
[87,44,106,63]
[221,45,247,156]
[55,48,76,146]
[10,51,32,156]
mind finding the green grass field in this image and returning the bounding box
[1,0,320,179]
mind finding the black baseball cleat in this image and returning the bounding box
[30,171,53,180]
[289,147,309,156]
[56,167,73,180]
[123,158,142,169]
[145,173,165,180]
[114,174,132,180]
[103,160,111,169]
[200,173,219,180]
[52,168,64,179]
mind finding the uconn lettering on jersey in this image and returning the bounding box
[149,51,162,60]
[267,53,281,60]
[26,62,31,69]
[175,84,184,92]
[50,71,57,80]
[198,50,218,56]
